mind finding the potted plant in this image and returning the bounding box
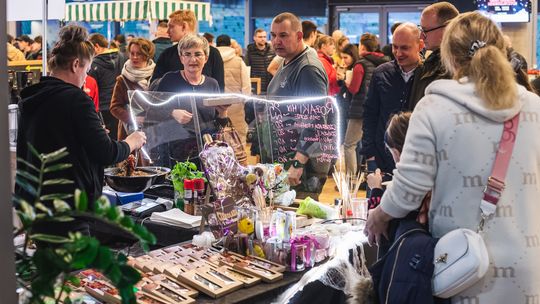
[169,160,205,209]
[14,145,156,304]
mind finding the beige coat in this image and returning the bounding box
[217,46,250,144]
[7,43,25,61]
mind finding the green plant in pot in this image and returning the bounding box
[170,160,205,208]
[14,145,156,304]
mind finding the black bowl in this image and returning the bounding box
[143,166,171,184]
[104,167,159,193]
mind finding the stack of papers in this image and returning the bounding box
[150,208,202,229]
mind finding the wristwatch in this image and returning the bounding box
[291,160,305,169]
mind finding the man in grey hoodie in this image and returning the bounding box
[267,12,329,199]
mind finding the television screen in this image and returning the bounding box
[477,0,531,23]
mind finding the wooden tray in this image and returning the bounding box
[178,266,243,298]
[213,265,261,287]
[232,261,283,283]
[228,252,287,273]
[137,291,175,304]
[84,280,121,304]
[142,282,196,304]
[147,273,199,298]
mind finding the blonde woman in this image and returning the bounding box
[110,38,156,141]
[366,12,540,301]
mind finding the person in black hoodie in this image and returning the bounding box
[16,25,146,234]
[88,33,127,140]
[151,10,225,92]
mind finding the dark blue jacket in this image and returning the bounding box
[369,218,441,304]
[360,61,417,173]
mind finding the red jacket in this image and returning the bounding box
[317,51,340,96]
[83,75,99,112]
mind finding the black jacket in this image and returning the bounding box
[361,61,418,173]
[88,51,126,111]
[369,218,441,304]
[16,77,130,207]
[152,37,172,62]
[245,43,275,93]
[408,48,449,110]
[344,53,389,119]
[151,44,225,92]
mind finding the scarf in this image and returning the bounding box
[121,59,156,90]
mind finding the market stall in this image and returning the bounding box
[12,90,372,303]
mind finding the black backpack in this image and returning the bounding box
[368,218,448,304]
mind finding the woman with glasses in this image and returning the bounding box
[150,34,229,166]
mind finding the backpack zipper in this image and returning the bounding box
[385,237,406,304]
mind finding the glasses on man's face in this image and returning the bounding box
[181,52,205,60]
[418,24,446,38]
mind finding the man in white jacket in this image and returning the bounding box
[216,34,251,144]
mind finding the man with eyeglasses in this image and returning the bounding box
[408,2,459,110]
[151,10,225,92]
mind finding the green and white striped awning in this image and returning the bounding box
[65,0,211,23]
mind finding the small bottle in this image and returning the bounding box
[183,179,194,215]
[193,178,205,216]
[175,190,184,211]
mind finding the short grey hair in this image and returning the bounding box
[177,34,210,57]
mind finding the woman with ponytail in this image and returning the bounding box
[366,12,540,301]
[16,25,146,222]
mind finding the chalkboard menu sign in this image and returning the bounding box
[255,97,340,166]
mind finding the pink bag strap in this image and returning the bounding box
[480,113,520,221]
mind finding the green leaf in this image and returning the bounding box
[64,296,73,304]
[16,158,39,172]
[53,199,72,213]
[70,237,99,269]
[118,264,142,287]
[95,196,111,215]
[63,285,72,293]
[19,200,36,221]
[15,176,38,198]
[105,263,122,283]
[75,190,88,212]
[93,246,113,270]
[43,163,72,173]
[40,193,73,201]
[42,148,69,164]
[119,216,134,229]
[42,178,73,186]
[16,210,32,228]
[16,170,39,183]
[31,234,71,244]
[27,143,42,160]
[49,216,75,222]
[119,286,137,304]
[106,206,121,221]
[34,202,52,216]
[67,275,80,287]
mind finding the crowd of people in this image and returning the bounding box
[13,2,540,301]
